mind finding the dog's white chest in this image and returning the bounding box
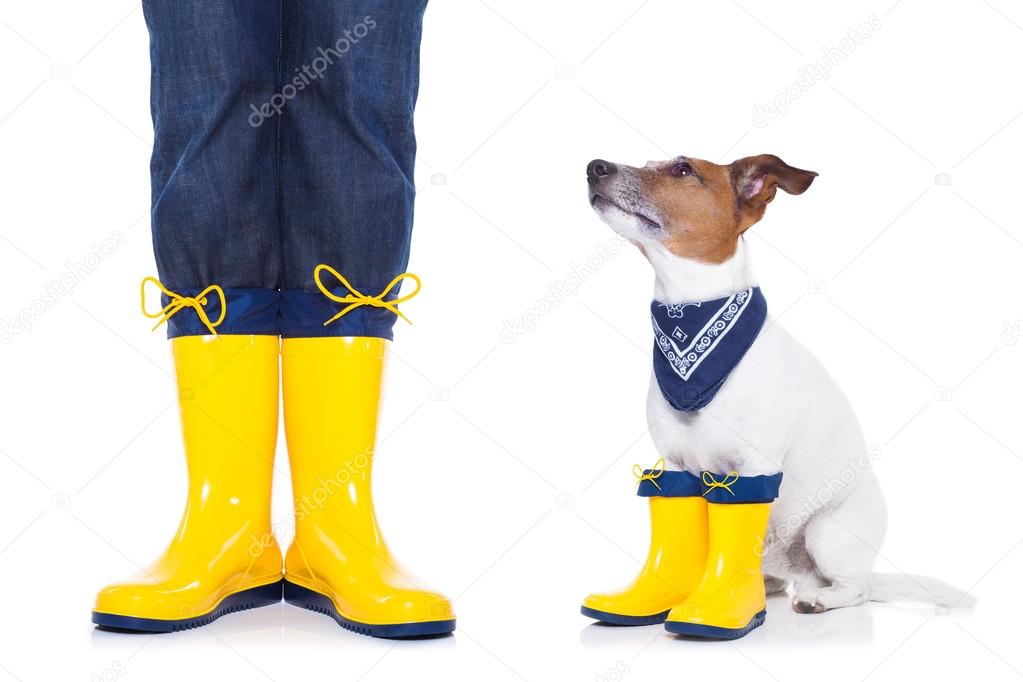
[645,321,799,477]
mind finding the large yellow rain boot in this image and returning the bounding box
[281,337,455,638]
[664,471,783,639]
[582,462,708,625]
[92,335,284,632]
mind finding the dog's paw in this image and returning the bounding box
[791,592,828,614]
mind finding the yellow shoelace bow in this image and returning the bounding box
[314,264,421,327]
[632,457,666,491]
[141,276,226,336]
[702,471,739,496]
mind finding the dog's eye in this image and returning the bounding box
[669,161,694,177]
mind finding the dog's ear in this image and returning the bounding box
[730,154,817,230]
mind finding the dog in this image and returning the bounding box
[586,153,971,614]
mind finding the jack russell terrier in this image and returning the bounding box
[581,153,971,639]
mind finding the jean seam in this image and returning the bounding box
[275,0,285,286]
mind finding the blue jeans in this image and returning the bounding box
[142,0,428,339]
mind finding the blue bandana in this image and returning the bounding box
[650,287,767,412]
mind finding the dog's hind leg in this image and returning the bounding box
[792,481,887,614]
[764,576,789,595]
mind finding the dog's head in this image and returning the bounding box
[587,154,817,263]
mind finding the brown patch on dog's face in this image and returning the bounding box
[587,154,817,264]
[636,157,741,262]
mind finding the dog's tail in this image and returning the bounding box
[868,573,976,608]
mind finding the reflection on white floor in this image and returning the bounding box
[80,592,988,682]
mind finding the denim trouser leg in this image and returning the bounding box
[142,1,427,339]
[143,0,282,337]
[279,1,428,339]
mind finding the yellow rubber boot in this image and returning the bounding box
[92,335,284,632]
[281,337,455,638]
[582,495,708,625]
[664,501,772,639]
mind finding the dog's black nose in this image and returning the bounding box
[587,159,616,181]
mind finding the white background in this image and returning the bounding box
[1,1,1022,680]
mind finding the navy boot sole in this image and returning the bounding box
[92,579,284,633]
[664,609,766,639]
[580,605,671,626]
[283,580,455,639]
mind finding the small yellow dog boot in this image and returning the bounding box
[92,334,284,632]
[281,337,455,638]
[582,462,709,625]
[664,471,783,639]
